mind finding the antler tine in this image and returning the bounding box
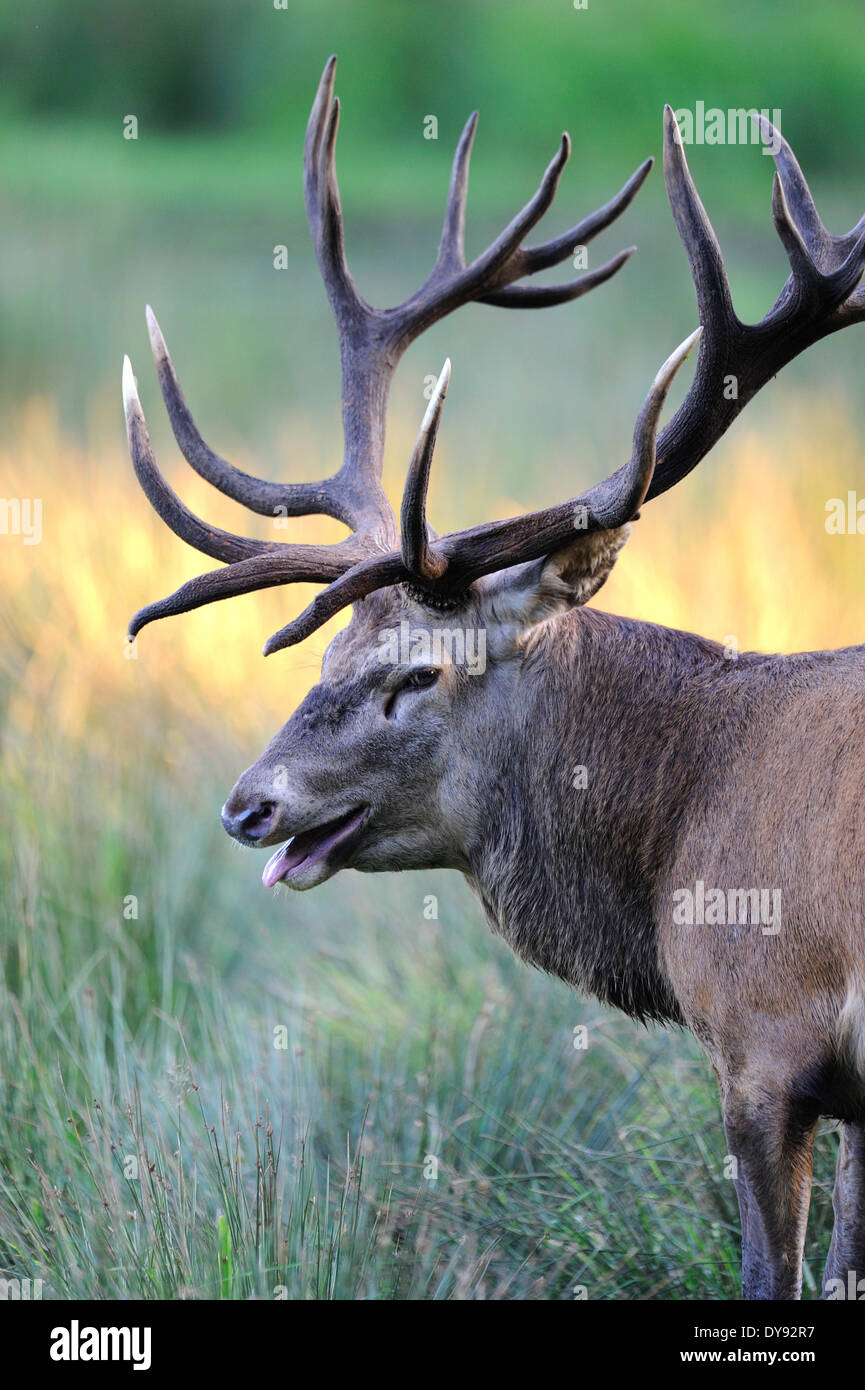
[146,307,358,527]
[430,119,651,312]
[662,106,736,330]
[435,113,479,274]
[645,108,865,501]
[480,246,636,309]
[483,157,651,306]
[588,327,703,528]
[769,174,820,292]
[123,357,276,564]
[264,551,406,656]
[127,542,361,641]
[400,360,451,582]
[461,133,573,284]
[297,56,399,536]
[437,327,701,573]
[758,117,865,317]
[401,131,650,335]
[519,157,653,274]
[304,54,359,316]
[752,112,833,266]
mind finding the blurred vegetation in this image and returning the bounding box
[2,0,865,1299]
[2,0,863,170]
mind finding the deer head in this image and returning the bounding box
[123,59,865,891]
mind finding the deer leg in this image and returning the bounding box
[824,1124,865,1298]
[722,1089,818,1300]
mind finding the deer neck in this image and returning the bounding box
[465,606,725,1023]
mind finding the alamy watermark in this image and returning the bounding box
[826,492,865,534]
[378,619,486,674]
[673,103,782,154]
[0,1277,43,1299]
[0,497,42,545]
[49,1321,151,1370]
[672,880,781,935]
[825,1270,865,1299]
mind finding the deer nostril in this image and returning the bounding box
[222,799,276,842]
[243,800,276,835]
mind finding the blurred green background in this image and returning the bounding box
[4,0,865,467]
[2,0,865,1300]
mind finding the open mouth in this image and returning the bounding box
[261,806,369,887]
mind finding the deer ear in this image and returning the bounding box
[479,524,631,632]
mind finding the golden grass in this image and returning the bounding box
[2,389,863,760]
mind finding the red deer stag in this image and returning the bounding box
[122,58,865,1300]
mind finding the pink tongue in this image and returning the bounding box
[262,839,305,888]
[261,809,367,887]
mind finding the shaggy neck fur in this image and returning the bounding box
[464,606,752,1024]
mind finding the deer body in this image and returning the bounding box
[220,592,865,1300]
[123,58,865,1298]
[483,609,865,1303]
[473,607,865,1033]
[479,605,865,1080]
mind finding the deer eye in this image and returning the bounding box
[384,667,441,720]
[403,667,441,692]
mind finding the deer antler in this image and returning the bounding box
[645,107,865,499]
[254,106,865,653]
[124,55,650,645]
